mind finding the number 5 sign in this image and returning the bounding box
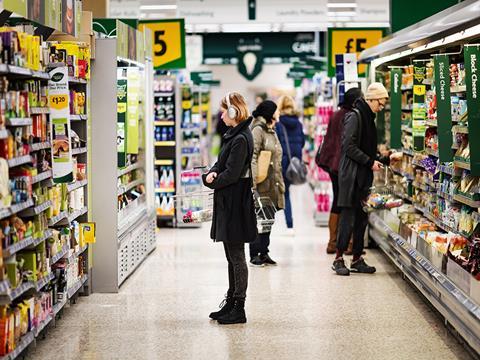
[139,19,186,70]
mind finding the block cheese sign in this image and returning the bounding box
[139,19,186,70]
[465,45,480,175]
[328,28,385,77]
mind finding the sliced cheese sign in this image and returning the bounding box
[139,19,186,70]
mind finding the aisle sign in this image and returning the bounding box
[390,69,402,149]
[465,46,480,175]
[48,66,74,183]
[139,19,186,70]
[126,67,140,154]
[412,62,426,151]
[433,55,453,163]
[328,28,384,77]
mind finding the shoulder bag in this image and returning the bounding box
[280,124,308,185]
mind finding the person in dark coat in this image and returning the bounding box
[275,95,305,234]
[203,92,257,325]
[317,88,362,254]
[333,83,390,276]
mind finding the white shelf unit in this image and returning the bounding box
[91,39,156,292]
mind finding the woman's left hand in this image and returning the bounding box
[206,172,218,184]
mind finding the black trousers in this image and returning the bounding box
[336,200,368,257]
[249,232,270,259]
[223,241,248,299]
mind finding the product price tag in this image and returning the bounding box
[49,95,68,110]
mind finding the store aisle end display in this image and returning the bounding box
[91,21,156,292]
[363,9,480,353]
[0,24,93,358]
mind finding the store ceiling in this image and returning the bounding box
[127,0,391,32]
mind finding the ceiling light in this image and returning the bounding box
[327,3,357,8]
[328,11,356,16]
[222,23,272,32]
[140,5,177,11]
[345,22,390,27]
[144,13,168,19]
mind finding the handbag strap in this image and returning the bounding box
[279,123,292,161]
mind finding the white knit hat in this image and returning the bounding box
[365,82,389,100]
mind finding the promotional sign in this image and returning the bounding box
[412,62,427,151]
[126,67,140,154]
[191,71,220,86]
[237,39,263,81]
[390,68,402,149]
[328,28,384,77]
[465,45,480,175]
[433,55,453,163]
[139,19,186,69]
[117,71,127,167]
[48,66,74,183]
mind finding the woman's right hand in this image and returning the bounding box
[206,172,218,184]
[371,160,383,172]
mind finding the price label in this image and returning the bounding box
[49,95,68,110]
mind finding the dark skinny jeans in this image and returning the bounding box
[336,200,368,257]
[224,241,248,299]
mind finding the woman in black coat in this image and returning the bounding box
[202,92,257,325]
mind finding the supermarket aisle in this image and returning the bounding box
[30,185,472,360]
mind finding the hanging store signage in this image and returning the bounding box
[465,45,480,176]
[109,0,140,18]
[191,71,221,86]
[49,66,74,183]
[177,0,248,24]
[328,28,385,77]
[237,39,263,81]
[126,67,140,154]
[433,55,453,163]
[117,71,127,167]
[256,0,327,22]
[412,62,427,152]
[390,68,402,149]
[139,19,186,70]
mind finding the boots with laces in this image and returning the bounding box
[209,293,234,320]
[217,298,247,325]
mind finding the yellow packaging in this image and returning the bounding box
[80,223,96,245]
[33,36,40,71]
[26,35,33,69]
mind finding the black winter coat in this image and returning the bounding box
[338,98,378,208]
[202,118,257,244]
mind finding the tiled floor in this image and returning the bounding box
[30,185,473,360]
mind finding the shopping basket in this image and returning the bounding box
[254,194,277,234]
[363,166,403,213]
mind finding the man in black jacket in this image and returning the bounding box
[333,83,389,276]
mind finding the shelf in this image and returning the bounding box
[8,155,32,168]
[48,210,68,226]
[35,313,53,337]
[155,121,175,126]
[30,107,50,115]
[453,125,469,134]
[20,200,52,216]
[155,141,176,147]
[67,179,88,193]
[439,164,457,176]
[118,162,143,177]
[401,85,413,91]
[437,191,457,203]
[155,159,174,166]
[453,194,480,208]
[394,190,413,203]
[425,148,439,157]
[64,207,88,223]
[392,168,414,181]
[156,188,175,193]
[67,244,88,264]
[412,159,424,168]
[454,160,471,171]
[30,142,51,152]
[402,148,414,157]
[426,120,437,127]
[67,274,88,299]
[424,178,437,189]
[3,236,34,258]
[401,125,412,134]
[0,65,49,81]
[412,181,430,192]
[70,114,87,121]
[0,331,35,360]
[35,272,55,292]
[51,244,70,265]
[72,147,87,155]
[118,207,148,238]
[0,199,34,221]
[450,85,467,93]
[53,296,68,315]
[32,170,53,184]
[69,76,87,84]
[118,178,144,196]
[31,229,54,248]
[6,117,32,126]
[154,91,174,97]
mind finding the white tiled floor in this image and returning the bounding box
[30,184,473,359]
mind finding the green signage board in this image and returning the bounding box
[390,69,402,149]
[191,71,221,86]
[376,71,386,144]
[465,45,480,175]
[412,63,427,151]
[433,55,453,163]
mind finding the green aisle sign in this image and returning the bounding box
[390,69,402,149]
[412,62,427,151]
[465,45,480,176]
[433,55,453,163]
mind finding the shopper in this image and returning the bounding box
[250,100,285,267]
[333,83,390,276]
[203,92,257,325]
[275,95,305,234]
[317,88,363,254]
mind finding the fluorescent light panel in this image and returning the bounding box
[327,2,357,8]
[222,23,272,32]
[140,4,177,10]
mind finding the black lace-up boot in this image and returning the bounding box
[217,298,246,325]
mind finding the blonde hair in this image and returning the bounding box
[277,95,297,116]
[220,92,250,122]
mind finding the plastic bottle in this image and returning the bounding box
[160,168,167,188]
[167,168,174,188]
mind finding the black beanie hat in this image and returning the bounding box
[252,100,278,122]
[341,87,363,110]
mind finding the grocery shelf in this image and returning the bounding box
[70,114,87,121]
[401,85,413,91]
[454,160,471,170]
[67,274,88,299]
[32,170,53,184]
[369,212,480,354]
[30,107,50,115]
[67,179,88,192]
[450,85,467,93]
[118,207,148,238]
[50,244,70,265]
[439,164,457,176]
[0,65,49,81]
[453,125,469,134]
[53,297,68,315]
[48,210,68,226]
[20,200,52,216]
[155,120,175,126]
[67,244,88,264]
[6,117,32,126]
[3,236,34,258]
[155,141,176,147]
[64,207,88,223]
[453,194,480,208]
[392,168,414,181]
[31,229,54,248]
[401,125,412,134]
[8,155,32,168]
[35,272,55,292]
[118,162,143,177]
[437,191,457,203]
[425,148,439,157]
[412,182,430,192]
[401,148,414,157]
[72,147,87,155]
[424,178,437,189]
[154,91,174,97]
[155,159,174,166]
[35,313,53,337]
[30,142,51,152]
[394,190,413,203]
[156,188,175,193]
[412,159,424,168]
[68,76,87,84]
[0,199,34,221]
[118,178,145,196]
[426,119,437,127]
[0,331,35,360]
